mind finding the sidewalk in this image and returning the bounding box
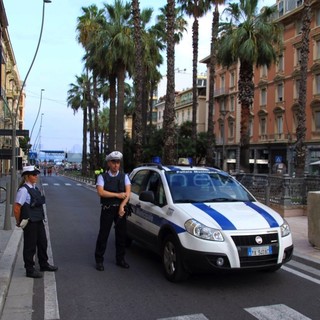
[0,207,319,318]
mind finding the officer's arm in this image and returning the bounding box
[96,185,126,199]
[13,203,22,226]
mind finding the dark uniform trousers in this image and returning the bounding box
[95,205,126,264]
[23,220,48,272]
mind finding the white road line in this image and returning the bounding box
[282,265,320,285]
[44,205,60,320]
[245,304,312,320]
[65,183,71,186]
[53,183,60,186]
[157,314,209,320]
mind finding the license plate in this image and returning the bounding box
[248,246,272,256]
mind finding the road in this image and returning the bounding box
[2,174,320,320]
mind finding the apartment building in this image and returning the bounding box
[201,0,320,174]
[0,0,26,175]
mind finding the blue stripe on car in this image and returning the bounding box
[245,202,279,228]
[193,203,237,230]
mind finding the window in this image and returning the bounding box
[228,121,234,138]
[277,54,284,72]
[146,172,167,207]
[230,95,235,112]
[220,74,225,91]
[261,65,268,78]
[276,116,283,134]
[316,74,320,94]
[316,9,320,26]
[317,40,320,60]
[260,118,266,135]
[315,111,320,131]
[296,47,301,65]
[249,119,253,137]
[277,83,284,102]
[261,88,267,105]
[230,72,235,88]
[295,79,300,99]
[296,20,302,35]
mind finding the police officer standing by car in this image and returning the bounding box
[95,151,131,271]
[13,165,58,278]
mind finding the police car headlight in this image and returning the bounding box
[280,220,291,237]
[185,219,224,241]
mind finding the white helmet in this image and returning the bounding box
[106,151,123,161]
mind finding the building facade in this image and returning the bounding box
[201,0,320,175]
[0,0,26,175]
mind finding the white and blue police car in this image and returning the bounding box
[127,164,293,282]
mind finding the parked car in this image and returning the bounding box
[127,164,293,282]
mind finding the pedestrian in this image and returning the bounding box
[95,151,131,271]
[14,165,58,278]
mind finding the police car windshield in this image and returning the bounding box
[166,171,254,203]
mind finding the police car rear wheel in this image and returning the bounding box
[162,234,188,282]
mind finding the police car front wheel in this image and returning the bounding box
[162,234,189,282]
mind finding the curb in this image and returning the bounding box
[292,252,320,269]
[0,227,22,318]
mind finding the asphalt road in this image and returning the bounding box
[3,174,320,320]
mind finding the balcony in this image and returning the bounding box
[214,87,229,98]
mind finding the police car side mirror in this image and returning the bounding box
[139,190,155,203]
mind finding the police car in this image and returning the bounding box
[127,164,293,282]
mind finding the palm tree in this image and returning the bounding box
[295,0,312,175]
[177,0,210,152]
[76,5,105,170]
[206,0,225,167]
[132,0,144,165]
[67,74,90,175]
[217,0,280,172]
[104,0,134,154]
[163,0,176,164]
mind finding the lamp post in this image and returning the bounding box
[220,109,229,171]
[30,89,45,143]
[10,0,51,204]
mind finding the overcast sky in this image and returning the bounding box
[3,0,274,153]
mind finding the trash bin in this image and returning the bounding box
[307,191,320,249]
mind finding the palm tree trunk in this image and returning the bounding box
[108,75,116,152]
[295,0,311,175]
[192,17,199,151]
[163,0,176,164]
[238,60,254,172]
[116,64,126,153]
[206,5,219,167]
[132,0,143,165]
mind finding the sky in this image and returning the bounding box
[3,0,274,153]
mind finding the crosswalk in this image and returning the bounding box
[157,305,313,320]
[42,182,84,187]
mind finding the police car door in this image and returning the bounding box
[138,171,167,243]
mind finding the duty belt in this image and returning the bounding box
[101,204,120,210]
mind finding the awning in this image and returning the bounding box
[310,160,320,165]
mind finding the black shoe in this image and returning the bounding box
[96,263,104,271]
[40,264,58,272]
[116,260,129,269]
[26,270,43,278]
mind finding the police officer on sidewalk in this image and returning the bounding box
[95,151,131,271]
[14,165,58,278]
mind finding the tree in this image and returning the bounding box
[132,0,144,165]
[295,0,312,175]
[206,0,225,167]
[67,74,90,175]
[177,0,210,153]
[104,0,134,153]
[163,0,177,164]
[217,0,280,172]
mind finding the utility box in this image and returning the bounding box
[307,191,320,249]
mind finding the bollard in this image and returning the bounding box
[307,191,320,249]
[4,181,12,230]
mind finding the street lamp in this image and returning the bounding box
[220,108,229,171]
[10,0,51,203]
[30,89,45,143]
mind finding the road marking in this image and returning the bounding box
[44,206,60,320]
[65,183,71,186]
[53,183,60,186]
[245,304,311,320]
[157,315,208,320]
[282,265,320,285]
